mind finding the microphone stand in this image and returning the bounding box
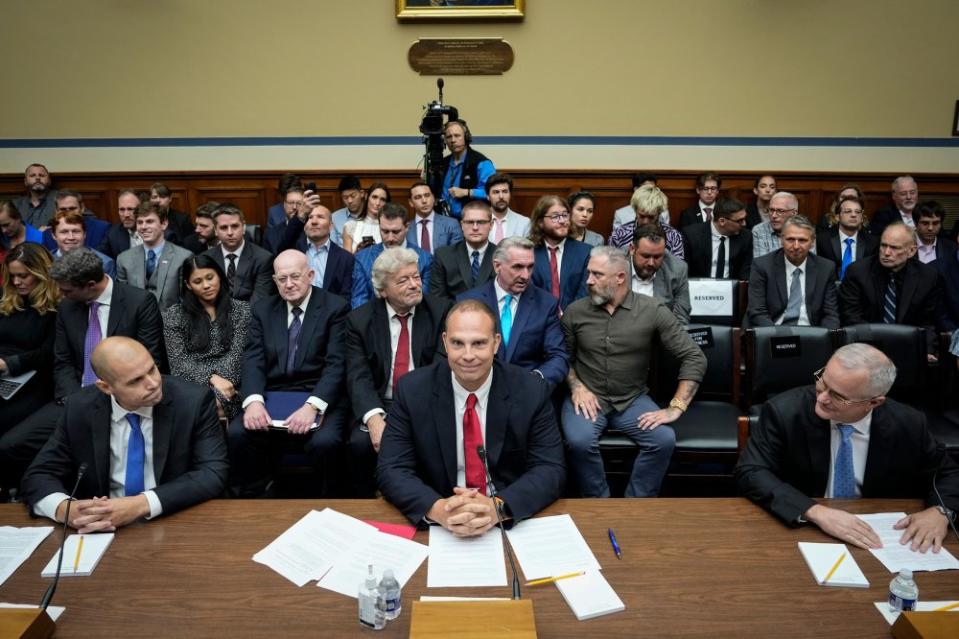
[477,445,521,600]
[39,462,88,610]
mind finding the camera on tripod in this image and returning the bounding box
[420,78,458,216]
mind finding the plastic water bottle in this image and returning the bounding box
[378,569,402,621]
[888,568,919,613]
[358,563,386,630]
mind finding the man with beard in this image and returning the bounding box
[529,195,591,311]
[486,173,531,242]
[406,181,462,254]
[180,202,222,255]
[561,246,705,498]
[629,224,691,325]
[871,176,920,237]
[346,248,449,496]
[14,163,58,229]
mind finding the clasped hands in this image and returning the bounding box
[428,487,500,537]
[243,401,320,435]
[56,495,150,533]
[805,504,949,553]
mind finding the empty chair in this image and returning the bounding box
[838,323,927,404]
[745,326,836,407]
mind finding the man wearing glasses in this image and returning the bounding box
[736,343,959,553]
[682,197,753,280]
[752,191,816,259]
[428,200,496,304]
[530,195,591,311]
[678,172,722,229]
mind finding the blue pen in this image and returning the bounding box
[608,528,622,559]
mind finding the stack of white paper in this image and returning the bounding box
[797,542,869,588]
[555,570,625,621]
[41,533,114,578]
[0,526,53,586]
[426,527,507,588]
[857,512,959,572]
[505,514,601,580]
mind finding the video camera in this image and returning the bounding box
[420,78,459,216]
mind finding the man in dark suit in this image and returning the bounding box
[98,190,142,259]
[839,223,940,357]
[815,195,879,280]
[346,247,449,496]
[677,172,722,228]
[180,201,221,255]
[262,186,304,254]
[457,236,569,387]
[406,181,463,253]
[682,197,752,280]
[629,224,691,325]
[529,195,590,310]
[746,215,840,329]
[21,337,228,531]
[378,300,566,532]
[736,344,958,552]
[429,200,496,304]
[228,249,349,497]
[149,182,193,245]
[273,202,354,300]
[351,204,432,308]
[914,200,958,266]
[204,204,274,302]
[870,176,919,237]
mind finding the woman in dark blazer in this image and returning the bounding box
[161,254,251,420]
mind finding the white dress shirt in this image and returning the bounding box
[899,210,916,228]
[466,241,489,267]
[92,275,113,333]
[774,257,810,326]
[825,411,872,498]
[709,222,729,279]
[451,369,493,488]
[221,240,246,262]
[362,302,417,425]
[631,269,655,297]
[838,228,858,265]
[34,396,162,521]
[494,279,520,319]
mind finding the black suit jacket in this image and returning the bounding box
[933,239,959,332]
[346,297,449,421]
[745,250,840,329]
[54,281,166,400]
[272,216,354,300]
[241,286,348,405]
[735,386,959,523]
[165,210,194,245]
[869,204,909,237]
[678,205,709,229]
[21,377,229,516]
[428,241,495,304]
[815,229,879,279]
[97,224,132,259]
[682,222,753,280]
[204,242,275,302]
[377,359,566,525]
[745,202,764,229]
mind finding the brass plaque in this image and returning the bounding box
[408,38,514,75]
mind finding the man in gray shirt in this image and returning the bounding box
[561,246,706,498]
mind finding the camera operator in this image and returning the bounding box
[440,120,496,219]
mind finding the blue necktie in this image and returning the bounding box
[833,424,857,498]
[840,238,854,280]
[471,250,480,283]
[883,274,897,324]
[125,413,145,497]
[500,295,513,346]
[145,249,157,279]
[286,307,303,377]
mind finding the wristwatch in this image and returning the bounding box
[668,398,688,413]
[936,505,956,523]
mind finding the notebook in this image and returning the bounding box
[554,570,625,620]
[265,391,320,431]
[798,542,869,588]
[41,533,114,577]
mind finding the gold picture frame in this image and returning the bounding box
[396,0,525,21]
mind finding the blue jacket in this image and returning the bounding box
[531,239,591,310]
[351,243,432,309]
[406,214,464,253]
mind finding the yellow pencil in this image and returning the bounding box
[525,571,586,587]
[72,535,85,574]
[933,601,959,612]
[822,551,845,583]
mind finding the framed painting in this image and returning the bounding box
[396,0,525,20]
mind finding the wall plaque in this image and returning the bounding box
[409,38,514,75]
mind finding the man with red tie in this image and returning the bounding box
[377,299,566,534]
[345,248,450,496]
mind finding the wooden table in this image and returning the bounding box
[0,498,956,638]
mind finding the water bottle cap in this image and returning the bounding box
[383,569,395,579]
[899,569,913,579]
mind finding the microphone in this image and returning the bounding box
[477,445,521,600]
[932,443,959,545]
[39,462,88,610]
[437,78,444,103]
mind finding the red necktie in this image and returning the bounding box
[463,393,486,495]
[393,314,410,394]
[420,220,431,254]
[548,246,560,300]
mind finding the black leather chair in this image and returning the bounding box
[744,326,836,407]
[838,324,926,404]
[245,223,263,246]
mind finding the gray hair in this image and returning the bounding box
[770,191,799,212]
[892,175,916,192]
[781,214,815,236]
[371,247,420,293]
[590,245,629,272]
[881,222,918,248]
[831,343,897,396]
[49,247,105,286]
[493,236,535,263]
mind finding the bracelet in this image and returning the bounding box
[668,397,688,413]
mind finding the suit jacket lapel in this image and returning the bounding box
[410,304,431,365]
[456,245,473,288]
[107,284,124,336]
[862,406,893,494]
[152,389,174,481]
[155,244,173,295]
[295,289,322,369]
[270,297,290,369]
[896,264,916,323]
[805,410,831,495]
[130,246,146,287]
[485,365,509,468]
[803,257,817,311]
[478,242,495,282]
[323,245,340,290]
[432,364,457,489]
[773,256,788,309]
[372,301,392,380]
[507,290,532,360]
[91,394,112,495]
[831,234,842,265]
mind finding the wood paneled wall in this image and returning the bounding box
[2,170,958,232]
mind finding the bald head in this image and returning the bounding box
[273,249,314,305]
[91,337,163,409]
[274,249,309,272]
[91,336,150,383]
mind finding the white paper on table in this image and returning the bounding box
[318,527,428,598]
[253,509,375,586]
[0,603,65,622]
[505,514,601,581]
[555,570,625,621]
[427,527,507,588]
[0,526,54,586]
[873,601,959,625]
[858,512,959,572]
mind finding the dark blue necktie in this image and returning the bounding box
[833,424,857,498]
[145,249,157,279]
[471,250,480,283]
[125,413,145,496]
[883,274,897,324]
[286,307,303,377]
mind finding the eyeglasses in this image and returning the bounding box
[700,186,720,193]
[462,219,491,227]
[813,367,878,406]
[769,207,796,217]
[273,272,307,285]
[545,213,571,222]
[727,216,748,226]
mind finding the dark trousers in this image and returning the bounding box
[0,399,62,491]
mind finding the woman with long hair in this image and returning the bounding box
[161,254,251,419]
[343,182,391,253]
[567,191,604,247]
[0,243,60,496]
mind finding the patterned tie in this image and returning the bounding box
[494,217,505,243]
[471,250,481,284]
[500,295,513,346]
[548,246,561,300]
[286,307,303,377]
[124,413,145,497]
[226,253,237,288]
[704,207,713,223]
[714,236,726,279]
[392,314,410,394]
[832,424,857,498]
[420,220,431,254]
[840,237,854,280]
[781,268,803,325]
[145,249,157,279]
[463,393,486,495]
[883,274,897,324]
[81,301,102,386]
